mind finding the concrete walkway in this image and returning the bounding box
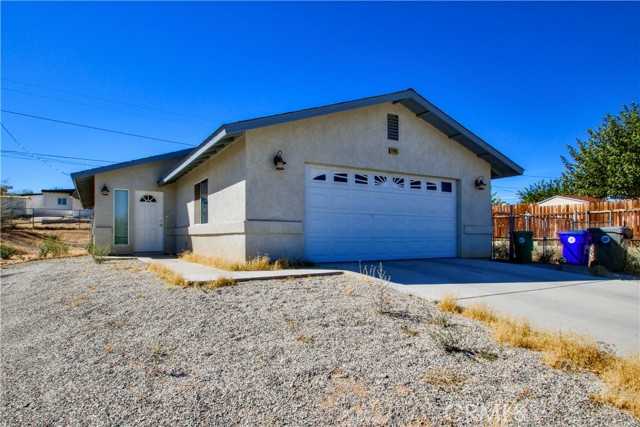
[138,256,343,282]
[320,259,640,356]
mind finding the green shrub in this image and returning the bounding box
[0,244,18,259]
[589,264,609,277]
[38,235,70,258]
[624,245,640,275]
[492,240,509,260]
[536,246,560,264]
[90,245,111,264]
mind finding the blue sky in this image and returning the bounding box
[2,1,638,202]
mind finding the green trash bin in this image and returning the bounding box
[587,227,633,272]
[512,231,534,264]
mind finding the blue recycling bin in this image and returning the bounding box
[557,230,591,266]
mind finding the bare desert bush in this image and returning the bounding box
[38,235,70,258]
[359,261,392,314]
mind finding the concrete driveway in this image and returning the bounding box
[319,259,640,355]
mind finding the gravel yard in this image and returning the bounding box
[1,257,638,426]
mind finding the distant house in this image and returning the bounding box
[538,195,604,207]
[20,189,91,217]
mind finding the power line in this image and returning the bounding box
[1,124,70,176]
[522,174,561,179]
[492,186,520,194]
[2,149,115,163]
[2,154,107,167]
[1,109,196,147]
[2,77,212,122]
[3,87,210,128]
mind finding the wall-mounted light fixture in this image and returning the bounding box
[474,176,486,190]
[101,184,110,196]
[273,150,286,170]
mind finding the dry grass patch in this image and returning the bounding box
[463,302,499,323]
[70,294,86,309]
[424,368,468,389]
[595,354,640,417]
[296,334,315,344]
[437,293,461,314]
[179,251,310,271]
[438,293,640,418]
[147,263,189,287]
[204,277,237,289]
[112,265,143,272]
[148,263,238,291]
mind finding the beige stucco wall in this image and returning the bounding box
[243,102,493,259]
[92,158,179,254]
[172,137,247,260]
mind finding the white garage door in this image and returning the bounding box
[304,165,457,262]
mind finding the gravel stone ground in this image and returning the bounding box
[1,257,638,426]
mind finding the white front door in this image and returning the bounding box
[134,191,164,253]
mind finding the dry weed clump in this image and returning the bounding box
[595,354,640,417]
[463,302,499,324]
[437,293,461,314]
[147,263,189,287]
[204,277,237,289]
[359,262,392,314]
[437,293,640,418]
[179,251,310,271]
[424,368,468,389]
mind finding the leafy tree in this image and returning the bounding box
[491,192,506,206]
[518,103,639,202]
[0,182,13,195]
[562,103,640,199]
[517,178,567,204]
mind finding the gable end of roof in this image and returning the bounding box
[158,89,523,185]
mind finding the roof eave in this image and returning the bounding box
[159,88,523,185]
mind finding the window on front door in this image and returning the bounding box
[194,179,208,224]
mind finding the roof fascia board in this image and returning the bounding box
[406,92,524,176]
[222,91,413,134]
[158,128,228,185]
[158,91,415,185]
[70,149,191,181]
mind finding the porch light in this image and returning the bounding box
[474,176,486,190]
[101,184,110,196]
[273,150,286,170]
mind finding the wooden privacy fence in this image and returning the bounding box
[492,199,640,243]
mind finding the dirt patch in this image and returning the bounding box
[0,225,90,265]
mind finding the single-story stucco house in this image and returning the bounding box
[71,89,523,262]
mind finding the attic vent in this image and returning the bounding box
[387,114,399,140]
